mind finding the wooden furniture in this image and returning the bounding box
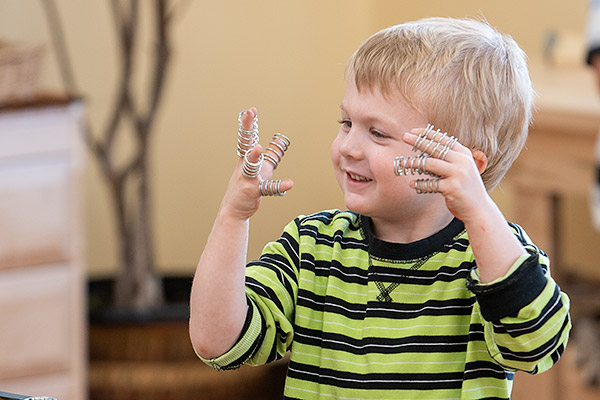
[0,96,86,400]
[505,63,600,399]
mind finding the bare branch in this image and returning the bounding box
[102,0,141,151]
[140,0,171,139]
[39,0,78,93]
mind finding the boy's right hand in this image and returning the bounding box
[219,108,294,221]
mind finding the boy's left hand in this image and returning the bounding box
[402,128,491,224]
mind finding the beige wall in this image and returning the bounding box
[0,0,592,277]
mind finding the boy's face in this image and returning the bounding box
[331,80,442,228]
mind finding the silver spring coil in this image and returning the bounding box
[237,111,259,157]
[259,179,286,196]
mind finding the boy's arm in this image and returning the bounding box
[466,225,571,374]
[189,108,293,359]
[403,129,570,370]
[403,130,526,283]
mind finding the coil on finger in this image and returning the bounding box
[414,178,440,194]
[394,155,434,176]
[237,110,260,158]
[437,137,458,160]
[263,133,291,169]
[241,152,263,178]
[413,123,459,161]
[412,124,435,153]
[259,179,286,196]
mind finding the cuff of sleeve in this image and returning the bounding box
[195,300,264,371]
[467,252,547,321]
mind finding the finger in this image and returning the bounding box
[408,177,441,194]
[404,131,465,160]
[260,147,276,180]
[258,178,294,197]
[240,107,257,131]
[241,144,264,179]
[237,108,259,158]
[263,133,291,171]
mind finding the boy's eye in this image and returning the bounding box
[371,130,386,139]
[337,119,352,129]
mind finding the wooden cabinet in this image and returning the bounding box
[0,97,86,400]
[505,64,600,400]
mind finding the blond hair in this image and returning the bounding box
[346,17,535,190]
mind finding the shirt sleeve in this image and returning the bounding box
[198,217,302,370]
[467,223,571,374]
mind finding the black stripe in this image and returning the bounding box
[287,361,464,391]
[278,231,301,268]
[468,323,486,342]
[247,277,286,314]
[300,255,368,284]
[508,222,548,258]
[491,286,563,336]
[219,301,264,370]
[368,262,473,285]
[294,325,469,355]
[299,224,367,250]
[297,288,475,320]
[468,252,547,321]
[496,317,570,363]
[250,254,297,295]
[300,210,360,229]
[463,361,509,380]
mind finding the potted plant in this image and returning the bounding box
[44,0,188,315]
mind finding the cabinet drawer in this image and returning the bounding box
[0,157,71,269]
[0,106,75,159]
[0,264,73,380]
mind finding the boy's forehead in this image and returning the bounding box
[341,80,417,112]
[340,80,427,128]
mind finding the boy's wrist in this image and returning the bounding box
[459,192,497,227]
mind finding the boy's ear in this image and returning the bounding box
[471,150,488,174]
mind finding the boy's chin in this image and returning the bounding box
[343,198,372,216]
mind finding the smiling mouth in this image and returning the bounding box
[348,172,372,182]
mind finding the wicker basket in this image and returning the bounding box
[0,42,44,104]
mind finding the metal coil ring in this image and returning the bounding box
[415,178,440,194]
[241,152,263,178]
[237,110,260,158]
[438,137,458,160]
[420,129,443,155]
[259,179,286,196]
[394,155,434,176]
[263,133,291,169]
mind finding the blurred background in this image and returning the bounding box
[0,0,599,399]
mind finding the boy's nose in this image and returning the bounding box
[338,129,364,159]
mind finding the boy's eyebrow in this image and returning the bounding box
[339,102,395,127]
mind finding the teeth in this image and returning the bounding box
[349,173,371,182]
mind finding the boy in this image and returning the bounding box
[190,17,570,399]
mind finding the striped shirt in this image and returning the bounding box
[199,210,571,399]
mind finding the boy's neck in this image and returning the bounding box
[369,208,455,244]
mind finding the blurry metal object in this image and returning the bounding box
[0,391,56,400]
